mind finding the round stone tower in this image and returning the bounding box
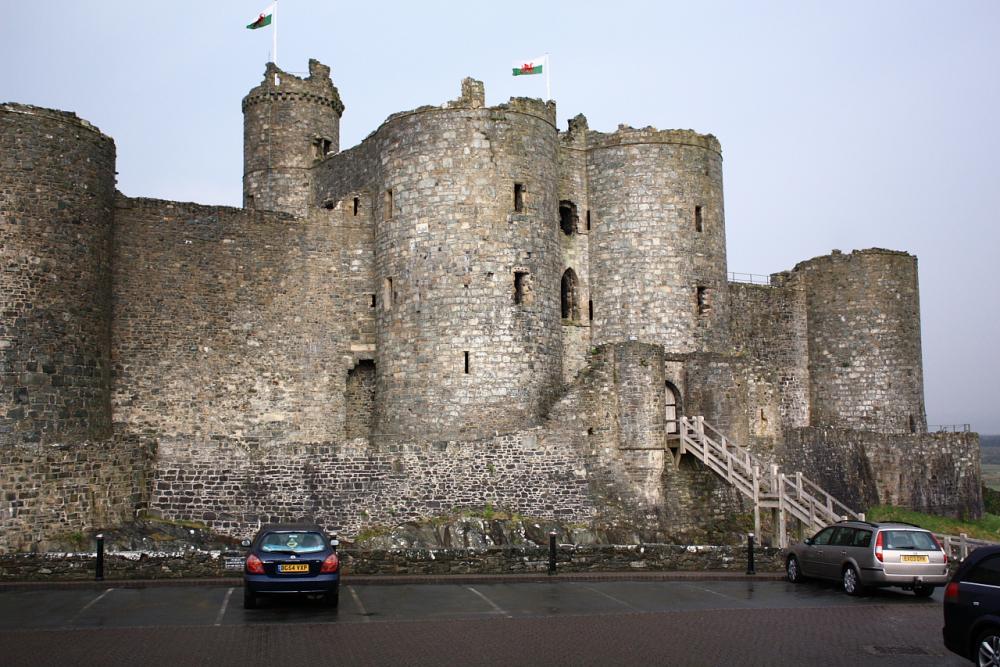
[587,127,728,354]
[372,80,563,440]
[0,104,116,445]
[242,59,344,216]
[792,249,926,434]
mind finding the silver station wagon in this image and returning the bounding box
[785,520,950,597]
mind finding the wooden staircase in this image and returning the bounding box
[672,416,863,548]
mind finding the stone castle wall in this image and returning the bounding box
[0,429,155,553]
[728,281,811,448]
[779,428,981,518]
[112,197,375,444]
[149,343,747,544]
[0,104,116,445]
[319,82,566,441]
[558,115,592,383]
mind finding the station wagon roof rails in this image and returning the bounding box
[878,521,921,528]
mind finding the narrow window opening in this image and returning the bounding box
[369,294,376,308]
[909,414,916,433]
[464,351,470,374]
[323,200,335,210]
[383,277,394,311]
[696,286,710,315]
[559,201,578,236]
[561,268,580,320]
[586,209,591,230]
[695,205,703,232]
[514,271,529,305]
[588,299,593,321]
[384,189,393,220]
[514,183,524,212]
[314,138,332,159]
[353,197,360,216]
[246,194,255,210]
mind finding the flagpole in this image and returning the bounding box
[273,2,278,68]
[545,53,551,101]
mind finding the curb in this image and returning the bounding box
[0,570,784,591]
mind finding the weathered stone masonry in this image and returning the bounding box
[0,59,980,552]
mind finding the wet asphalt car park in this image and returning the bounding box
[0,578,967,665]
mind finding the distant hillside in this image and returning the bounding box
[980,435,1000,466]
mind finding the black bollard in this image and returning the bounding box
[95,533,105,581]
[548,531,557,576]
[746,532,756,575]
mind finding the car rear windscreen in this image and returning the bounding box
[259,531,326,554]
[882,530,938,551]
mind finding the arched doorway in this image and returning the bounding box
[665,381,681,435]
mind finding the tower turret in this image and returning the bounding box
[242,59,344,216]
[0,104,116,445]
[588,127,729,353]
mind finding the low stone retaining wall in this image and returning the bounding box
[0,544,782,581]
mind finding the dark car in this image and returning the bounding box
[943,545,1000,664]
[241,523,341,609]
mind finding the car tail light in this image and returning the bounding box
[875,531,884,562]
[930,534,949,564]
[945,581,960,602]
[246,554,265,574]
[321,553,340,573]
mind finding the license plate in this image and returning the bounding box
[278,563,310,573]
[901,555,929,563]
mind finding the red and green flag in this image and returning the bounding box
[246,3,275,29]
[512,56,546,76]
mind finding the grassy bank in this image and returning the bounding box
[866,505,1000,542]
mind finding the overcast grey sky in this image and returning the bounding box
[5,1,998,432]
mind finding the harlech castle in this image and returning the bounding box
[0,60,981,552]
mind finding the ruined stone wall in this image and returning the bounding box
[558,115,592,383]
[0,429,155,553]
[369,82,563,440]
[728,281,810,445]
[588,127,728,354]
[0,104,116,446]
[791,249,926,433]
[780,428,981,518]
[243,60,344,215]
[112,197,375,444]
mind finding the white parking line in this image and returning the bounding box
[348,586,370,621]
[70,587,114,623]
[466,586,509,616]
[214,587,234,626]
[582,585,639,610]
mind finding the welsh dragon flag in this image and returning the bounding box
[246,3,275,29]
[513,56,546,76]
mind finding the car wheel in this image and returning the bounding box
[842,565,865,596]
[786,556,803,583]
[975,628,1000,667]
[243,589,257,610]
[913,585,934,598]
[325,589,339,608]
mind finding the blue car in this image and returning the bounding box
[242,523,341,609]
